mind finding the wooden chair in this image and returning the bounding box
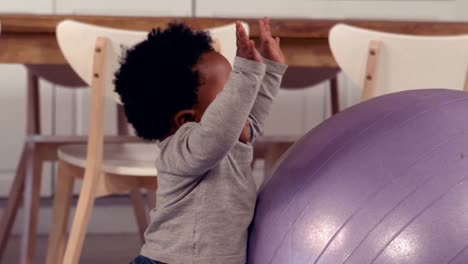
[0,62,151,264]
[328,23,468,99]
[45,20,244,264]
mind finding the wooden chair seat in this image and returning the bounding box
[58,143,159,176]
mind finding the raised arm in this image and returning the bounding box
[248,17,288,141]
[249,58,287,140]
[161,23,266,176]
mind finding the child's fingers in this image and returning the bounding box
[236,35,243,49]
[236,22,249,49]
[237,23,247,39]
[258,19,267,43]
[264,17,272,37]
[236,22,242,45]
[275,36,280,46]
[248,40,256,55]
[250,40,262,62]
[239,24,250,45]
[236,22,245,40]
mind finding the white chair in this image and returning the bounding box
[329,23,468,100]
[45,20,246,264]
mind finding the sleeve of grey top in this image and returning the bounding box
[248,58,288,142]
[161,57,266,176]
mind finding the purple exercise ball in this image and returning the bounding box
[248,89,468,264]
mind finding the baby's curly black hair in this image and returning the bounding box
[114,23,214,141]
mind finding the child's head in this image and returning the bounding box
[114,23,231,141]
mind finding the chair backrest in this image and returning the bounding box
[56,19,247,103]
[329,23,468,100]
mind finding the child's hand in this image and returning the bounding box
[236,21,262,63]
[258,17,285,64]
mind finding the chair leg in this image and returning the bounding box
[147,191,156,212]
[330,76,340,115]
[61,170,99,264]
[20,143,43,264]
[46,161,75,264]
[0,145,27,260]
[130,189,148,244]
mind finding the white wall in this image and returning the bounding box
[55,0,192,16]
[196,0,459,20]
[1,0,466,235]
[0,0,53,14]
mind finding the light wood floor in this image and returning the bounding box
[3,234,141,264]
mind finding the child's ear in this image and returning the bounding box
[174,109,197,128]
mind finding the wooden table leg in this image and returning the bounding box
[19,142,43,264]
[0,144,27,260]
[147,191,156,213]
[330,76,340,115]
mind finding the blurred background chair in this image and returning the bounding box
[329,23,468,100]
